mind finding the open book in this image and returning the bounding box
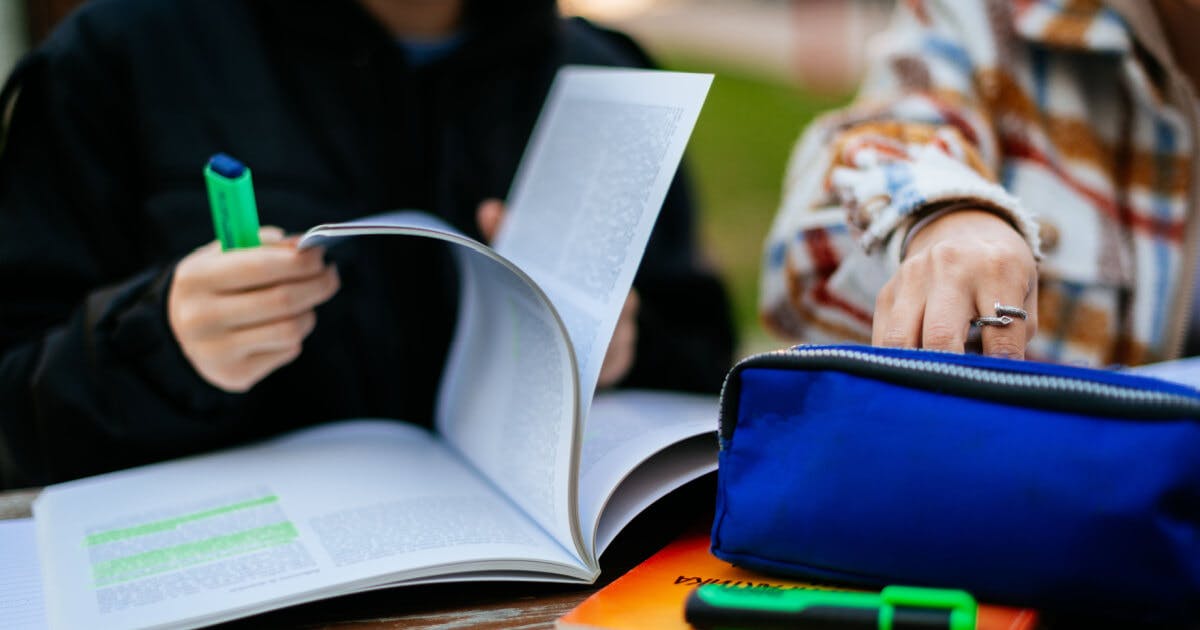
[32,67,717,629]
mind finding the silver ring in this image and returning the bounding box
[993,302,1028,320]
[972,315,1014,327]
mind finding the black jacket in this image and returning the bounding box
[0,0,735,488]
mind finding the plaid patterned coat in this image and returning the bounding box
[761,0,1200,366]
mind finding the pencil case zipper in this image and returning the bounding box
[717,345,1200,448]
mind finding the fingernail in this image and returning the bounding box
[260,226,286,242]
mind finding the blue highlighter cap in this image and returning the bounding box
[208,153,246,179]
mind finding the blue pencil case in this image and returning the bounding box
[710,344,1200,621]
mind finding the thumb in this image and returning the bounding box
[476,198,506,244]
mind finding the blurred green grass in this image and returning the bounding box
[662,55,851,353]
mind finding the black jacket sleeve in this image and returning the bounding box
[0,20,236,488]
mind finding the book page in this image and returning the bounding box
[1123,356,1200,389]
[0,519,47,630]
[495,67,712,414]
[34,421,586,630]
[591,435,717,557]
[301,213,583,564]
[436,239,581,555]
[576,391,719,559]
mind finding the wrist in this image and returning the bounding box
[901,202,1024,260]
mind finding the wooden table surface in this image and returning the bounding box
[0,482,709,629]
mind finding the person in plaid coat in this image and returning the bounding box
[762,0,1200,366]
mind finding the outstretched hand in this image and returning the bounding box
[477,199,638,387]
[872,209,1037,358]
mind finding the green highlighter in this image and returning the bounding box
[204,153,262,250]
[685,584,977,630]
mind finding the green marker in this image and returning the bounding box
[204,153,262,250]
[685,584,977,630]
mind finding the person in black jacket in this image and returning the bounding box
[0,0,735,488]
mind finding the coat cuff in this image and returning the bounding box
[91,265,237,415]
[830,143,1042,266]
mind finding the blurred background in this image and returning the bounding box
[0,0,893,357]
[559,0,893,354]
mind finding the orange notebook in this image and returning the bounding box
[557,530,1038,630]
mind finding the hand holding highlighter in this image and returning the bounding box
[170,153,338,393]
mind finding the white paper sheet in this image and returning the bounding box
[1123,356,1200,390]
[0,519,47,630]
[496,67,712,415]
[436,242,579,550]
[35,421,585,630]
[576,390,718,556]
[302,212,580,554]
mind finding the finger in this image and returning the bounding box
[920,279,975,352]
[272,234,306,249]
[476,198,506,243]
[1024,282,1039,342]
[244,343,305,379]
[871,282,895,346]
[208,264,340,329]
[194,239,223,255]
[598,317,637,387]
[872,271,926,349]
[215,311,318,359]
[191,226,287,254]
[621,289,640,319]
[194,245,329,292]
[975,293,1030,359]
[598,290,640,387]
[210,345,305,393]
